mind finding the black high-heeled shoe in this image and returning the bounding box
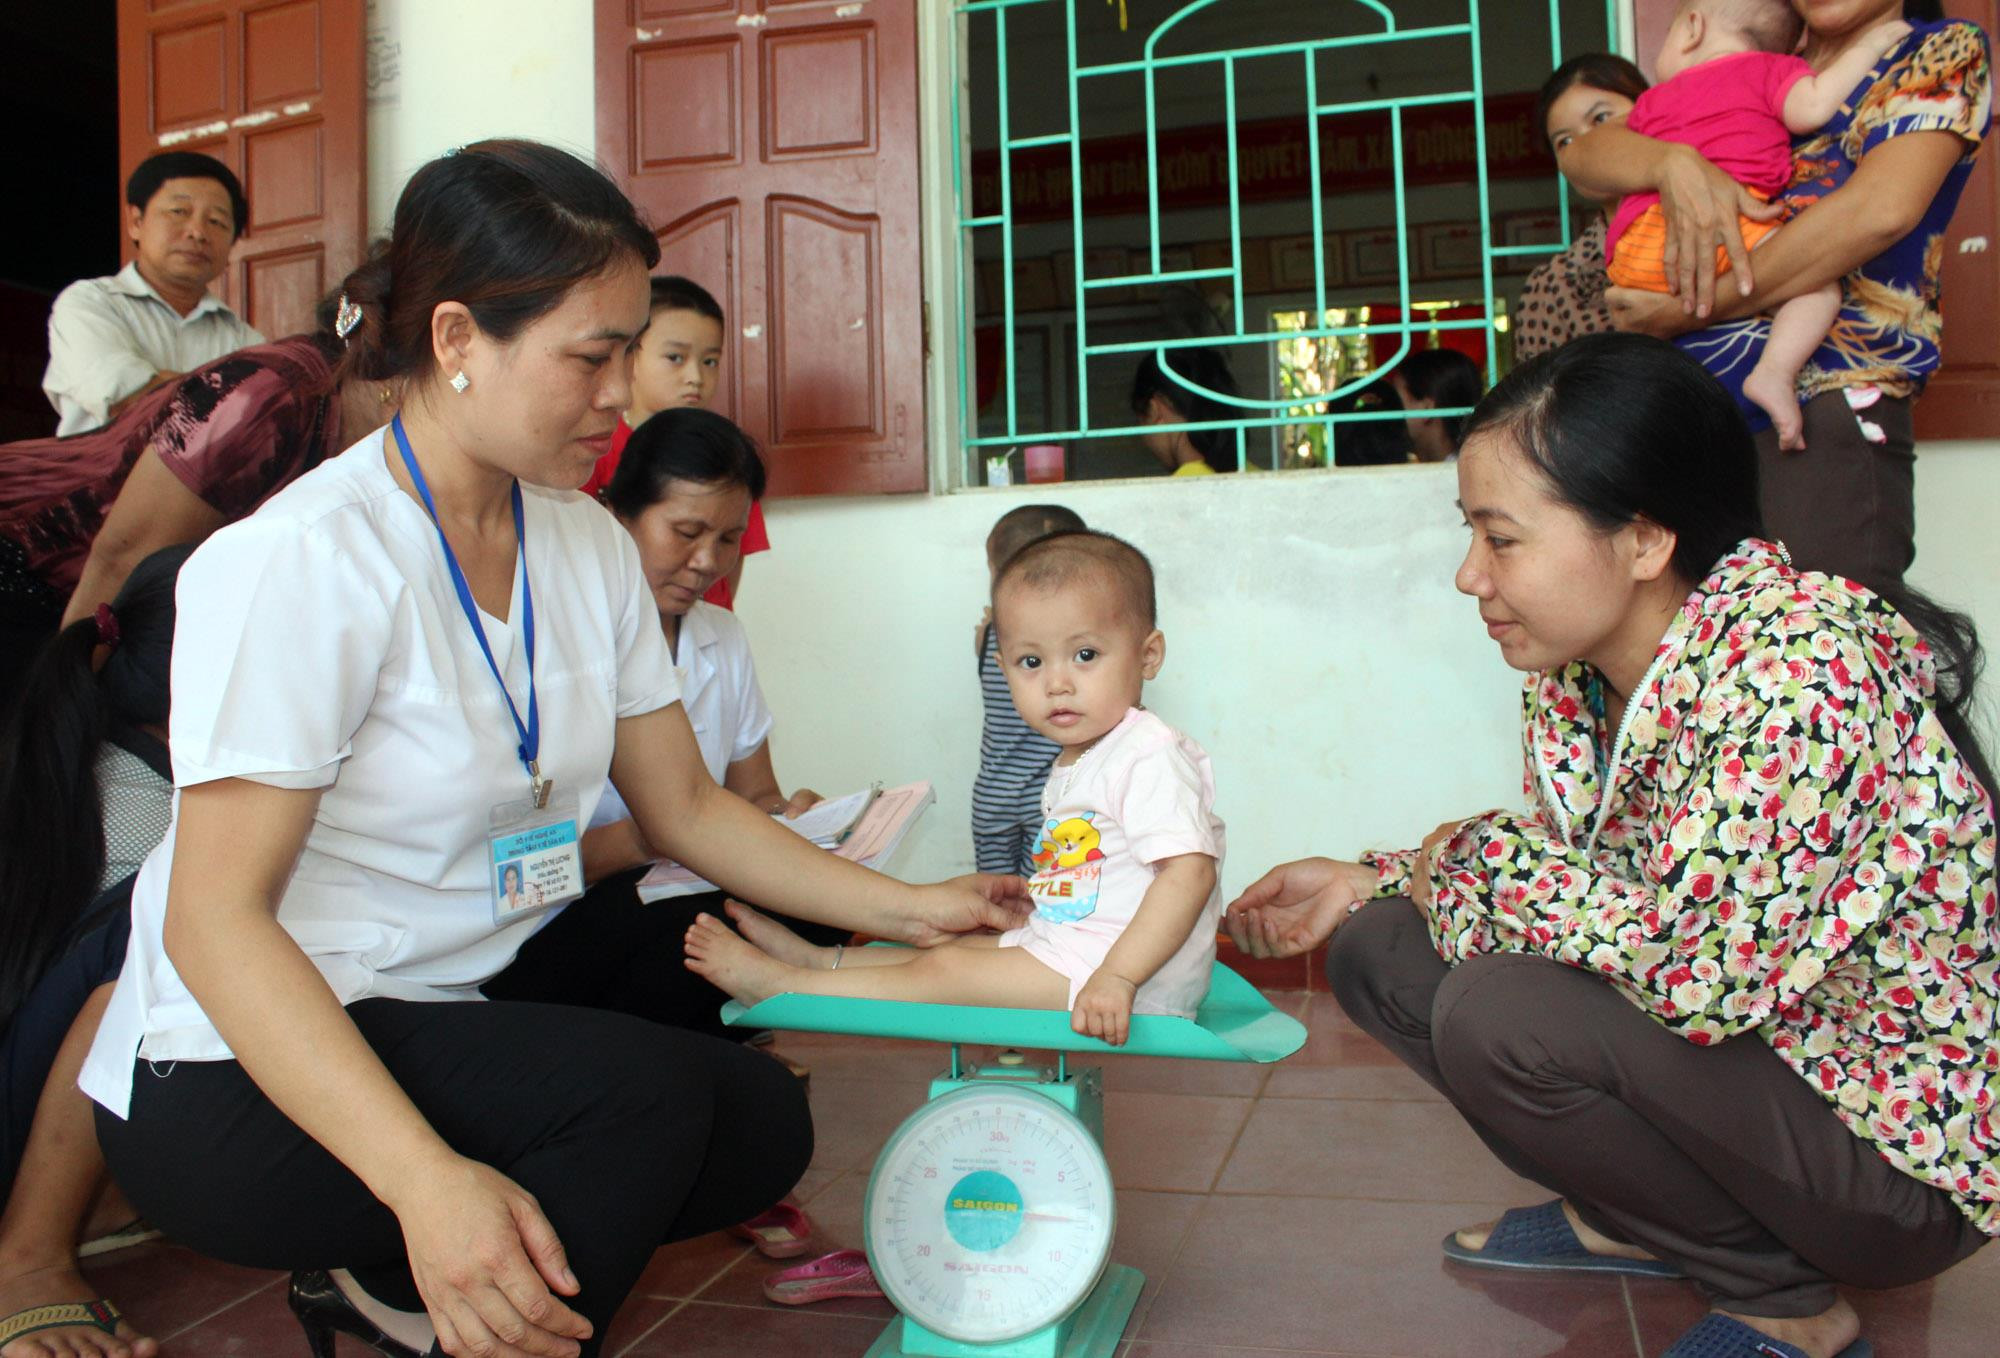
[287,1269,429,1358]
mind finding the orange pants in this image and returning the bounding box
[1605,202,1783,291]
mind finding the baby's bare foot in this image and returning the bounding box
[1743,366,1805,451]
[685,913,791,1006]
[0,1260,156,1358]
[724,900,830,969]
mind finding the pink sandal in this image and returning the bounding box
[728,1199,814,1259]
[761,1249,883,1305]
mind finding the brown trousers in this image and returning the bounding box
[1325,899,1986,1318]
[1754,390,1916,596]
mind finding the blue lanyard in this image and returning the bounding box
[390,414,546,804]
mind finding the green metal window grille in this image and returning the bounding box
[949,0,1624,479]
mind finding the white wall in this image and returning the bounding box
[738,465,1528,895]
[364,0,598,236]
[365,3,2000,896]
[1911,441,2000,749]
[742,442,2000,895]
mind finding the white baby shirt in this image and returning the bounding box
[1004,707,1225,1018]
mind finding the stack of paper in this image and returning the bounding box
[637,781,935,904]
[776,787,879,848]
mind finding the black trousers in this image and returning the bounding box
[95,946,812,1356]
[484,872,850,1041]
[1754,389,1916,596]
[1326,899,1985,1318]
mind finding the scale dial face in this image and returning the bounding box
[864,1084,1115,1343]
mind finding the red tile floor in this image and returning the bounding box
[80,991,2000,1357]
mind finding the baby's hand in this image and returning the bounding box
[1072,971,1137,1046]
[1867,19,1912,56]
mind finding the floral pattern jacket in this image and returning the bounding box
[1369,540,2000,1234]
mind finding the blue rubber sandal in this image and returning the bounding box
[1661,1312,1871,1358]
[1440,1199,1685,1279]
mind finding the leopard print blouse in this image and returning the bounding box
[1512,215,1612,364]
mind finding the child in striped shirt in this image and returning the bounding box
[972,504,1083,875]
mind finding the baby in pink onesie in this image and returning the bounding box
[686,529,1225,1046]
[1581,0,1910,448]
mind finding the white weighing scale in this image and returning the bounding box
[722,958,1306,1356]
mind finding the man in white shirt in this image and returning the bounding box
[42,152,264,436]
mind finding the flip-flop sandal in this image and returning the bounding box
[761,1249,883,1306]
[77,1216,163,1258]
[1661,1312,1871,1358]
[1440,1199,1685,1279]
[0,1299,124,1348]
[729,1199,815,1259]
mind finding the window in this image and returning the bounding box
[948,0,1621,484]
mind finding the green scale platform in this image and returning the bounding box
[721,958,1307,1357]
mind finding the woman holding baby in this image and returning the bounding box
[1230,333,1995,1358]
[1574,0,1989,597]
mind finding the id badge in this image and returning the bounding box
[489,789,583,926]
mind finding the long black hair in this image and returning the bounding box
[1463,332,1994,800]
[1130,346,1241,472]
[0,544,192,1029]
[603,407,768,518]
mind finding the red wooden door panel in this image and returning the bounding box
[1915,0,2000,439]
[598,0,926,496]
[118,0,366,343]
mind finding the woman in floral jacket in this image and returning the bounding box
[1229,334,1995,1358]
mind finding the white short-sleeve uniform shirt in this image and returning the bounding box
[80,426,678,1118]
[590,599,773,830]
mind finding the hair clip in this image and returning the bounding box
[94,603,121,650]
[334,293,363,341]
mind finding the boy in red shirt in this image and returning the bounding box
[582,276,770,606]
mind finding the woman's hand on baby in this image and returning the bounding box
[1073,971,1137,1046]
[391,1151,591,1358]
[903,874,1033,946]
[1225,857,1377,958]
[1656,143,1784,317]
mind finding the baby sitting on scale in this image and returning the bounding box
[686,530,1225,1046]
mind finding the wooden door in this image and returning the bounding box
[117,0,367,342]
[1915,0,2000,439]
[597,0,926,496]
